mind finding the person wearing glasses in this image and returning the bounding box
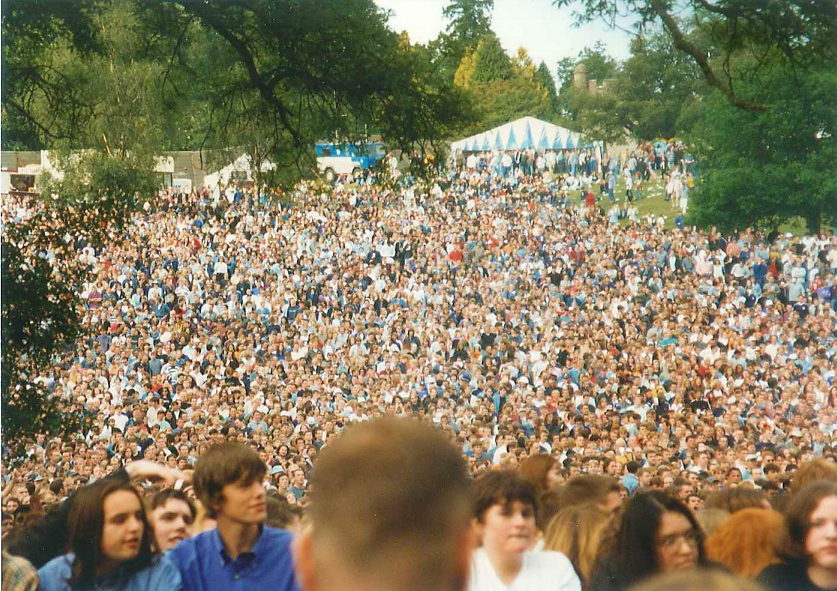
[589,492,711,591]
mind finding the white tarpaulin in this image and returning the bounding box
[450,116,587,153]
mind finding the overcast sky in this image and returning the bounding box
[374,0,637,79]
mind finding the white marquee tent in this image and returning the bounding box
[450,116,588,154]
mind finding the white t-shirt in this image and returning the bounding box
[467,548,582,591]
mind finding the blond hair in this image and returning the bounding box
[543,505,610,587]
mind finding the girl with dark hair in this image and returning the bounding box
[589,491,710,591]
[757,480,837,591]
[37,479,181,591]
[467,470,581,591]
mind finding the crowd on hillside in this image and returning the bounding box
[1,156,837,590]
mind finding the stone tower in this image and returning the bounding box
[573,63,587,89]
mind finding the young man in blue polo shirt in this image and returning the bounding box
[169,442,299,591]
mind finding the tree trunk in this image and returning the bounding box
[805,208,822,235]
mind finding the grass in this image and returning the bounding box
[559,173,682,228]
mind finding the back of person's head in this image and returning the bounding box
[193,441,265,518]
[792,458,837,492]
[538,488,562,530]
[543,505,610,587]
[695,508,730,538]
[601,491,706,585]
[518,453,557,495]
[67,479,154,588]
[626,461,641,475]
[776,480,837,562]
[265,495,303,532]
[298,418,473,591]
[556,474,621,517]
[704,487,767,513]
[473,470,538,523]
[705,508,783,578]
[627,569,768,591]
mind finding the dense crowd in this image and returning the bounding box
[2,150,837,591]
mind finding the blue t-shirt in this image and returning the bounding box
[38,554,181,591]
[169,526,299,591]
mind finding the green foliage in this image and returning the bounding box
[442,0,494,50]
[455,41,549,133]
[554,41,621,134]
[536,61,559,116]
[555,41,617,94]
[472,33,513,83]
[553,0,837,113]
[612,30,706,140]
[686,66,837,233]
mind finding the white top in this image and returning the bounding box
[467,548,582,591]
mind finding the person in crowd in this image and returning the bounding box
[518,454,563,496]
[294,417,473,591]
[589,491,710,591]
[544,505,611,589]
[555,475,623,519]
[705,508,783,578]
[704,488,770,514]
[37,479,181,591]
[467,470,581,591]
[757,480,837,591]
[2,551,39,591]
[695,509,730,538]
[147,488,196,552]
[168,442,298,591]
[792,459,837,494]
[265,496,303,533]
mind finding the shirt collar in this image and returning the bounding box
[211,524,266,563]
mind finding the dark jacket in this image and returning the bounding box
[757,561,830,591]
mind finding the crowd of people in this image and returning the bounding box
[1,154,837,590]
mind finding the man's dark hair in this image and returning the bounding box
[193,442,266,518]
[626,461,641,475]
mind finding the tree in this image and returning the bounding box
[555,41,618,94]
[553,0,837,113]
[442,0,494,50]
[428,0,494,83]
[454,39,550,133]
[536,61,559,117]
[686,66,837,234]
[612,30,706,140]
[472,33,513,83]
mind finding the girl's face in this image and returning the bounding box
[654,511,699,572]
[477,499,537,558]
[806,495,837,571]
[100,490,145,566]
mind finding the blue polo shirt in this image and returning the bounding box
[169,526,299,591]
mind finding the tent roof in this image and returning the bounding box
[451,116,585,153]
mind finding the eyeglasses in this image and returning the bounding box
[657,529,702,550]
